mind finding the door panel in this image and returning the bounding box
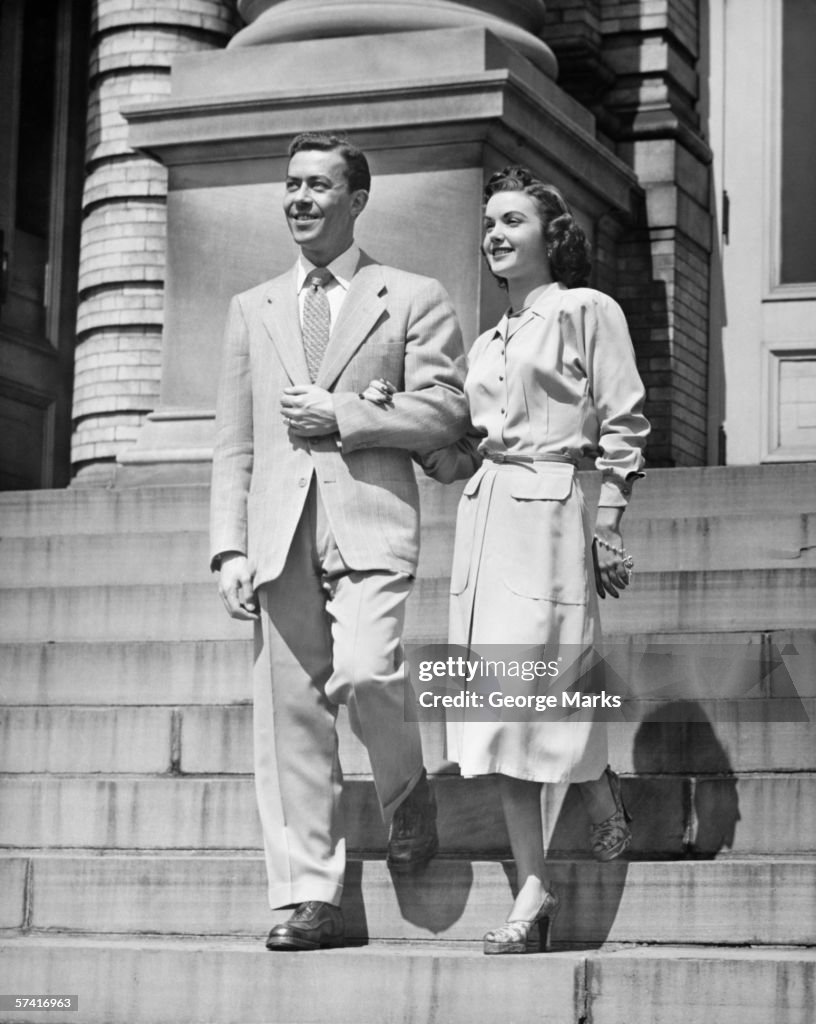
[714,0,816,463]
[0,0,86,489]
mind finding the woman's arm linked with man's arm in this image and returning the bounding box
[358,377,485,483]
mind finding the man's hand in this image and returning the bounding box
[281,385,338,436]
[216,553,259,620]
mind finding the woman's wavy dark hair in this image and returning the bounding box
[484,166,591,288]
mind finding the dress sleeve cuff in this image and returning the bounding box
[598,474,641,508]
[210,549,245,573]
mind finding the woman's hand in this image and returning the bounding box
[359,378,396,407]
[592,510,634,599]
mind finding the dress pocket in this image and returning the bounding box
[500,469,587,604]
[449,467,489,595]
[508,470,573,502]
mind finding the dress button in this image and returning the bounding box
[499,376,504,381]
[500,408,505,415]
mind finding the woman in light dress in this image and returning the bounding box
[365,166,649,953]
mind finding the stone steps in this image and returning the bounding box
[2,569,816,643]
[0,640,255,706]
[2,464,815,541]
[0,532,212,587]
[0,934,813,1024]
[1,772,813,856]
[595,462,816,518]
[412,569,816,636]
[1,469,815,1024]
[2,852,813,946]
[6,505,814,585]
[0,485,211,537]
[3,511,815,586]
[0,509,810,589]
[2,702,814,776]
[2,630,813,704]
[422,509,816,575]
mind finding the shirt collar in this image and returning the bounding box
[297,242,360,293]
[527,280,565,314]
[491,281,565,341]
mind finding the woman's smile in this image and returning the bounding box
[483,191,549,282]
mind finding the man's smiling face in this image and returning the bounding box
[283,148,368,266]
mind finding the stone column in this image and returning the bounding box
[72,0,239,484]
[117,0,642,483]
[231,0,556,74]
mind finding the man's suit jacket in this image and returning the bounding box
[210,251,468,587]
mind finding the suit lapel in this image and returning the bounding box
[260,269,310,385]
[316,257,387,391]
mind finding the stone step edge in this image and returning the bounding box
[2,933,815,959]
[3,463,815,506]
[4,850,814,861]
[2,930,813,954]
[4,566,816,592]
[2,935,812,1024]
[2,628,809,649]
[2,508,812,541]
[3,628,803,646]
[2,770,812,780]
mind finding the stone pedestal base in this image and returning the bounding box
[119,27,639,483]
[116,410,215,485]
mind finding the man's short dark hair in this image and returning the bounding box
[288,132,371,194]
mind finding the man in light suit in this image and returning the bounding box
[210,132,468,951]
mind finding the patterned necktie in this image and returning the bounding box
[302,267,334,382]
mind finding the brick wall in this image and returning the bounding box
[72,0,240,481]
[71,0,713,475]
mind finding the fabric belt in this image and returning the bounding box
[481,450,576,468]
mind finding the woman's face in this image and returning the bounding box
[482,191,549,283]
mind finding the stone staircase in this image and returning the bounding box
[1,466,815,1024]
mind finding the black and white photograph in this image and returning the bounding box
[0,1,814,1022]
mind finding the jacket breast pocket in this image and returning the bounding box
[500,469,588,604]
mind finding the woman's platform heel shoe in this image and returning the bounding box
[590,767,633,862]
[483,891,560,955]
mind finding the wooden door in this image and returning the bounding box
[0,0,87,489]
[709,0,816,464]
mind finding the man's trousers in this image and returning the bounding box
[252,483,424,909]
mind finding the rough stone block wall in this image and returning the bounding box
[542,0,613,111]
[611,220,673,467]
[612,203,711,470]
[72,0,240,481]
[548,0,713,466]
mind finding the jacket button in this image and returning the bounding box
[298,477,307,487]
